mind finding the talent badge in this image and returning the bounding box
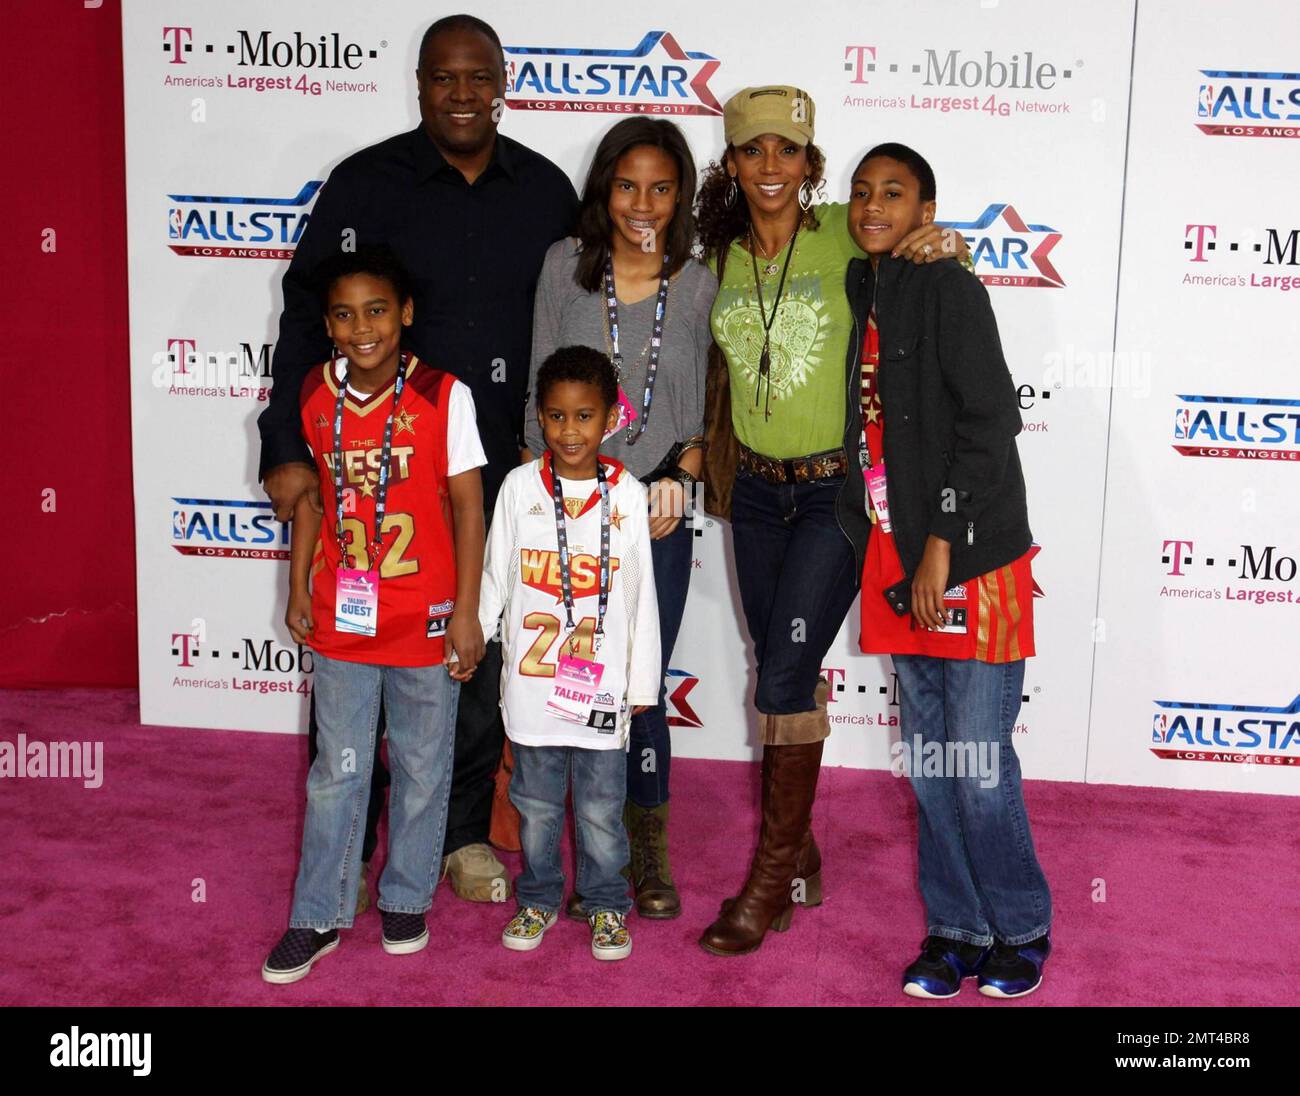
[546,652,611,727]
[335,568,379,636]
[865,461,892,533]
[603,387,639,441]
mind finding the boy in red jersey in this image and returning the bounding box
[262,247,486,984]
[847,145,1051,1000]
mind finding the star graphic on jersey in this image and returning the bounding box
[861,358,882,426]
[394,407,419,436]
[610,506,625,530]
[359,476,377,498]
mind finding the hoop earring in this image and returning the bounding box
[798,179,813,212]
[725,178,738,209]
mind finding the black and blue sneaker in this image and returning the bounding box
[977,934,1051,998]
[902,935,991,999]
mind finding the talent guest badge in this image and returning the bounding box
[602,388,639,442]
[335,568,379,636]
[546,653,608,726]
[865,462,892,533]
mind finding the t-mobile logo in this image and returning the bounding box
[162,27,193,64]
[1184,224,1216,263]
[1162,539,1194,576]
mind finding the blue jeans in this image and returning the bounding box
[892,654,1052,947]
[731,470,860,716]
[290,652,458,929]
[509,743,631,916]
[626,516,692,808]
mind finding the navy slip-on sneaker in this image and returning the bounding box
[380,910,430,955]
[262,928,339,985]
[902,935,992,999]
[978,934,1052,998]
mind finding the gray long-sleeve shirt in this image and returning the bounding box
[524,238,717,480]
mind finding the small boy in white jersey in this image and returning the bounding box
[479,346,660,961]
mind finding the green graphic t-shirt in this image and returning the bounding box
[709,202,865,459]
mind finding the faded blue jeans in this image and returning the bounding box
[289,652,458,929]
[892,654,1051,947]
[510,743,632,916]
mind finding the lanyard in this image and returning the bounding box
[749,220,800,420]
[549,458,610,653]
[333,355,406,571]
[603,250,671,444]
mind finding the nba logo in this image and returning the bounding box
[172,510,187,538]
[1152,713,1168,743]
[1173,408,1190,439]
[168,208,182,238]
[1197,84,1213,117]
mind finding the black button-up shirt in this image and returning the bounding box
[258,125,578,510]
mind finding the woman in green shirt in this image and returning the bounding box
[697,86,965,957]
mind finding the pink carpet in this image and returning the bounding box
[1,687,1293,1007]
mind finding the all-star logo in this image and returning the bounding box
[503,30,721,116]
[167,181,321,259]
[938,203,1064,288]
[1194,69,1300,139]
[1171,394,1300,461]
[1152,691,1300,765]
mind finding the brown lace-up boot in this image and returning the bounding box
[626,801,681,919]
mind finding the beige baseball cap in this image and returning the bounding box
[723,85,816,147]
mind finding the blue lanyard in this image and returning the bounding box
[549,458,610,653]
[603,251,671,444]
[332,355,405,570]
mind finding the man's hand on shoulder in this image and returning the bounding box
[265,462,321,523]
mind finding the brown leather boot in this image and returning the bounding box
[719,830,821,916]
[718,682,830,918]
[699,740,824,956]
[626,801,681,919]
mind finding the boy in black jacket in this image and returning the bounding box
[848,143,1052,999]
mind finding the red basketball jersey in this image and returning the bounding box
[299,354,459,666]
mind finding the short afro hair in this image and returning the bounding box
[314,245,413,312]
[855,142,936,203]
[535,346,619,412]
[418,14,505,75]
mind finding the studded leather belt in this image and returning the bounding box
[737,442,849,485]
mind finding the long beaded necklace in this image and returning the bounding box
[748,220,801,419]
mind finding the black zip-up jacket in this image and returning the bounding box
[844,254,1032,596]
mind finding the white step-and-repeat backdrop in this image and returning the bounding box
[123,0,1300,794]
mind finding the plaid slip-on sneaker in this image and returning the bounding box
[501,906,558,952]
[261,928,339,985]
[588,910,632,961]
[380,910,430,955]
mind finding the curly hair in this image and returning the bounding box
[535,345,619,412]
[695,142,826,265]
[313,244,413,311]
